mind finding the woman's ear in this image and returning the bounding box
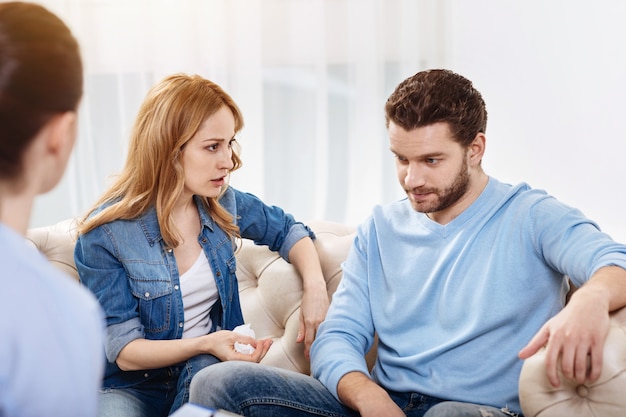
[37,111,78,193]
[46,111,77,157]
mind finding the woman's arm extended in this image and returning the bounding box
[288,237,330,359]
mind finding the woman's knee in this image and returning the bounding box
[98,389,152,417]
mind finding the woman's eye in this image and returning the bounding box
[207,144,218,152]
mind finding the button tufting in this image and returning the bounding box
[576,385,590,397]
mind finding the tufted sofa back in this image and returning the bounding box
[25,218,365,374]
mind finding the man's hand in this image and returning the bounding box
[519,286,611,387]
[337,372,405,417]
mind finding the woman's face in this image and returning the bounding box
[181,106,236,200]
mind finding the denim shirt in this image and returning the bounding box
[74,186,314,389]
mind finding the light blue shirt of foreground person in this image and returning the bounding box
[311,177,626,415]
[0,223,104,417]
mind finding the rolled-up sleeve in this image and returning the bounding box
[221,187,316,262]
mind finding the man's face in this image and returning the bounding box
[389,121,472,222]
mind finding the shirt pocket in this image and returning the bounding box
[127,267,173,334]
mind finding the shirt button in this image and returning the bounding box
[144,373,149,378]
[179,322,183,328]
[144,292,150,298]
[174,285,179,291]
[167,248,173,253]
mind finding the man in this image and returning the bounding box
[187,69,626,417]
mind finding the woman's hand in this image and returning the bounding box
[207,330,273,363]
[116,330,273,371]
[288,237,331,359]
[298,283,330,358]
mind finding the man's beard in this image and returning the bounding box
[408,158,470,214]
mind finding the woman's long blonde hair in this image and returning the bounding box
[77,74,243,247]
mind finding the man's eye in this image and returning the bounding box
[426,158,439,165]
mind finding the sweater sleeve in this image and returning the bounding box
[527,194,626,287]
[310,220,376,400]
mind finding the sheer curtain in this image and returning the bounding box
[30,0,442,228]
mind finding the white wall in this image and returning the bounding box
[29,0,626,244]
[440,0,626,243]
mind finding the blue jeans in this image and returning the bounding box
[188,362,521,417]
[98,355,221,417]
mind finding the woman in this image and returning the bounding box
[0,2,104,416]
[74,73,330,416]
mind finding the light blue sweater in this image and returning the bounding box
[0,224,104,417]
[310,177,626,414]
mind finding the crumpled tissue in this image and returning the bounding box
[233,323,255,355]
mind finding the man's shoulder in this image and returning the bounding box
[490,179,557,210]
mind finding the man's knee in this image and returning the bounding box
[424,401,515,417]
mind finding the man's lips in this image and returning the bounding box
[409,190,434,200]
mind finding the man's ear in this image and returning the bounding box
[468,132,486,166]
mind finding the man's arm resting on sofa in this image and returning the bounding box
[519,265,626,387]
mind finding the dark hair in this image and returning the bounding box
[0,2,83,179]
[385,69,487,147]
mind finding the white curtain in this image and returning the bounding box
[30,0,441,228]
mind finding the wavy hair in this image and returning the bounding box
[78,74,243,247]
[385,69,487,147]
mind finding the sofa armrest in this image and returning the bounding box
[519,306,626,417]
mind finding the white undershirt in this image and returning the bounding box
[179,252,219,338]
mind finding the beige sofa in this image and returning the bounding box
[26,219,626,416]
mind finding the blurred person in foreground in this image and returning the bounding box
[0,2,104,416]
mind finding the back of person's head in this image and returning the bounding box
[385,69,487,147]
[0,1,82,181]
